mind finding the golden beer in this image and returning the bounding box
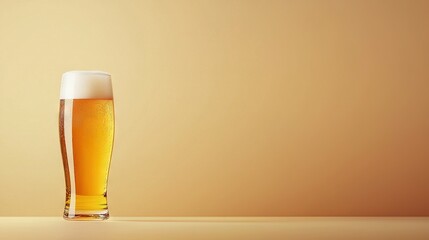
[59,71,114,220]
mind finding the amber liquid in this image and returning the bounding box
[59,99,114,220]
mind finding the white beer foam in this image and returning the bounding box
[60,71,113,99]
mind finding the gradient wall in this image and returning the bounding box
[0,0,428,216]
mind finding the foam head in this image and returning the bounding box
[60,71,113,99]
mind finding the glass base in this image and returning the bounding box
[63,209,109,221]
[63,194,109,221]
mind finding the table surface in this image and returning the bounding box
[0,217,428,240]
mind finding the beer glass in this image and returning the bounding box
[59,71,114,220]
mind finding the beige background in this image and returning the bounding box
[0,0,428,216]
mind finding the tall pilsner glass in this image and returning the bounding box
[59,71,114,220]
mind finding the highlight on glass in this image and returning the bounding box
[59,71,114,220]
